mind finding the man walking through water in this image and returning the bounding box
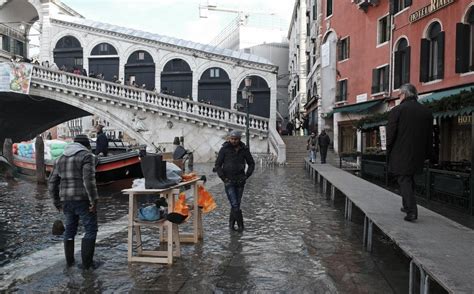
[387,83,432,222]
[318,130,330,164]
[214,130,255,232]
[49,134,99,269]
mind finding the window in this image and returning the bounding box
[336,79,347,102]
[420,22,444,82]
[99,43,108,52]
[74,57,83,66]
[378,15,390,44]
[138,52,145,60]
[337,37,350,61]
[2,35,10,52]
[455,7,474,73]
[210,68,220,78]
[313,0,317,20]
[14,40,24,56]
[371,65,389,93]
[391,0,412,14]
[312,45,316,65]
[394,38,410,89]
[326,0,333,17]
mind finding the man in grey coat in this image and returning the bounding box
[387,84,433,222]
[49,134,99,268]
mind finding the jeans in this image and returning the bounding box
[63,200,98,240]
[309,150,317,162]
[224,183,245,210]
[397,175,417,216]
[320,146,328,163]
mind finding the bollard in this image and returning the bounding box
[187,152,194,171]
[35,136,46,184]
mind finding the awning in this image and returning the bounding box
[419,84,474,103]
[329,99,384,115]
[361,120,388,130]
[433,106,474,119]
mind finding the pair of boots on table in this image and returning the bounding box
[229,208,244,232]
[64,239,96,269]
[141,154,178,189]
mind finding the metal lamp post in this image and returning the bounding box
[242,76,253,148]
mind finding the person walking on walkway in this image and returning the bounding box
[48,134,99,269]
[387,83,433,222]
[95,124,108,157]
[286,120,294,136]
[318,130,330,164]
[307,132,319,163]
[214,130,255,232]
[302,116,309,136]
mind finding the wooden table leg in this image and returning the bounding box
[127,193,134,262]
[134,225,142,255]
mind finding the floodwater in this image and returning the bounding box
[1,164,412,293]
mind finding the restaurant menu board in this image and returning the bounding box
[0,62,33,94]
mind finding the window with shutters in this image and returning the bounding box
[336,79,347,102]
[394,38,410,89]
[313,0,317,20]
[337,37,350,61]
[457,7,474,73]
[420,22,444,82]
[326,0,333,17]
[2,35,10,52]
[377,15,390,45]
[392,0,412,14]
[371,65,389,94]
[210,68,220,78]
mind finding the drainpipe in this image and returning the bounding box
[388,11,395,100]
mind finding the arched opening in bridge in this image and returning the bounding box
[237,75,270,118]
[161,58,192,98]
[0,0,40,59]
[198,67,231,108]
[89,43,119,82]
[53,36,83,71]
[125,50,155,90]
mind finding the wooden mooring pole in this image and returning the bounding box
[2,138,13,165]
[35,136,46,184]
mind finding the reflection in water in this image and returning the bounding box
[2,164,409,293]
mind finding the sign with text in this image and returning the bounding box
[0,62,33,94]
[379,126,387,151]
[321,43,330,68]
[409,0,455,23]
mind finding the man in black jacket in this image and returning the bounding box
[95,124,108,157]
[214,130,255,232]
[318,130,331,164]
[387,84,433,222]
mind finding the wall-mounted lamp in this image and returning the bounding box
[166,120,173,129]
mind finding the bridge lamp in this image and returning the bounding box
[241,76,254,148]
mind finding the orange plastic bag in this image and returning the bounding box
[198,185,217,213]
[182,172,198,182]
[174,192,190,216]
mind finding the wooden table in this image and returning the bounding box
[122,178,204,264]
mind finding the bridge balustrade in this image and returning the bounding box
[31,66,269,134]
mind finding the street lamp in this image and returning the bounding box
[241,76,253,148]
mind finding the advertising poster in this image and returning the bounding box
[379,126,387,151]
[0,62,33,94]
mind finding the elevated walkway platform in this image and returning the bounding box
[305,159,474,294]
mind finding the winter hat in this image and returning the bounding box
[229,130,242,138]
[74,134,91,149]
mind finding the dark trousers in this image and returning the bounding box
[320,146,328,163]
[224,183,245,210]
[397,175,417,216]
[63,200,98,240]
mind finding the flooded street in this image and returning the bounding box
[1,164,410,293]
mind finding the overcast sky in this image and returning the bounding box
[61,0,294,44]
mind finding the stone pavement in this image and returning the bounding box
[5,164,409,293]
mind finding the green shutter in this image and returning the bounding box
[404,46,411,84]
[394,50,402,89]
[455,23,470,73]
[437,32,445,79]
[420,39,430,82]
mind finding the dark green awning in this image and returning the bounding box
[361,120,388,130]
[433,106,474,119]
[329,99,383,115]
[419,85,474,103]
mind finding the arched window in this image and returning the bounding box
[420,22,444,82]
[394,38,410,89]
[456,7,474,73]
[53,36,83,70]
[161,58,192,98]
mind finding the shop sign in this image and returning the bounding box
[379,126,387,151]
[457,115,472,125]
[409,0,455,23]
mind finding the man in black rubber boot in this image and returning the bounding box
[214,130,255,232]
[49,134,99,269]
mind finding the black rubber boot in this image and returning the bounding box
[81,238,96,270]
[64,240,75,266]
[140,154,174,189]
[229,210,237,231]
[236,210,244,232]
[158,157,178,187]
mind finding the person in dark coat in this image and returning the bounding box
[48,134,99,269]
[302,116,309,136]
[95,125,108,157]
[318,130,331,164]
[286,121,294,136]
[214,130,255,232]
[387,83,433,222]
